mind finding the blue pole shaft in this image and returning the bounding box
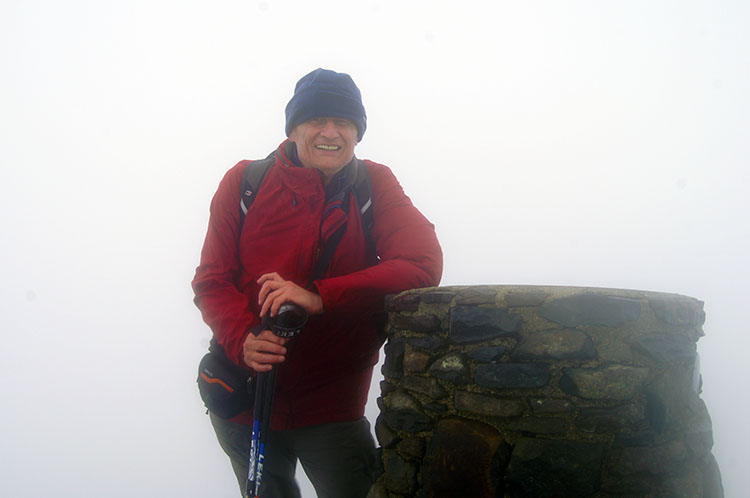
[246,371,266,497]
[254,367,277,498]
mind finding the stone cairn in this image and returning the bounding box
[370,285,723,498]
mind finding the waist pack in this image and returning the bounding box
[197,338,255,419]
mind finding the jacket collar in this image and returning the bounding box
[279,140,357,201]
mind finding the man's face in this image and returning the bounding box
[289,117,358,178]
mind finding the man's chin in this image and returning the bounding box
[305,159,349,177]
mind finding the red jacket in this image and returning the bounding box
[192,140,443,430]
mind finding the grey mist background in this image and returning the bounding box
[1,1,747,496]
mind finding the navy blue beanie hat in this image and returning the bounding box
[285,68,367,141]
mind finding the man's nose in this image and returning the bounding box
[319,119,339,137]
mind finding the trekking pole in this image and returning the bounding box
[246,302,308,498]
[252,366,277,498]
[246,370,266,498]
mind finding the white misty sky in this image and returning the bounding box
[1,1,748,497]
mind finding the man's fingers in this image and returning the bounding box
[256,329,288,344]
[251,331,288,352]
[260,287,288,317]
[269,294,286,317]
[257,272,283,286]
[255,342,287,356]
[258,279,281,305]
[259,282,322,317]
[257,272,285,307]
[251,351,286,364]
[248,354,284,372]
[243,330,289,370]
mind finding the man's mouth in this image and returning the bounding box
[315,144,341,151]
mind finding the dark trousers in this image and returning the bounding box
[210,413,377,498]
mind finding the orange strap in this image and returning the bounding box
[200,373,235,393]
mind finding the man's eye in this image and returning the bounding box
[334,119,351,127]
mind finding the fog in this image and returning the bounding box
[1,1,747,496]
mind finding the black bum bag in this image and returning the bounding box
[197,338,255,419]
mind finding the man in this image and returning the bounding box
[192,68,443,498]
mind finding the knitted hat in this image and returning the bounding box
[285,68,367,141]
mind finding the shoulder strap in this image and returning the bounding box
[239,152,275,224]
[307,159,376,286]
[239,155,377,281]
[352,160,375,253]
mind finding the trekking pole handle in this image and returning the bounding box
[262,302,307,338]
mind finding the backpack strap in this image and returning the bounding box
[352,160,385,342]
[306,160,376,286]
[239,152,275,224]
[239,153,376,259]
[352,160,375,255]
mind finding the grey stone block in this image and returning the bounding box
[383,454,417,496]
[505,416,567,435]
[649,297,705,327]
[403,347,431,373]
[383,409,431,434]
[664,463,706,498]
[455,286,497,305]
[468,346,507,362]
[645,389,668,432]
[420,291,456,303]
[402,375,448,400]
[405,335,445,351]
[506,438,605,497]
[700,453,725,498]
[385,293,420,312]
[610,439,689,476]
[613,428,660,447]
[505,291,549,307]
[382,340,405,379]
[428,353,469,384]
[454,391,525,417]
[577,403,645,433]
[388,390,421,411]
[529,398,574,415]
[397,437,425,461]
[450,306,522,344]
[375,414,399,448]
[560,365,649,400]
[476,363,550,389]
[685,430,714,459]
[539,293,641,327]
[423,402,448,414]
[391,313,442,332]
[512,329,596,361]
[379,380,396,396]
[631,333,697,362]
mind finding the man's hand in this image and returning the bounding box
[243,330,289,372]
[257,272,324,318]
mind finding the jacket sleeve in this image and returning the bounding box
[314,161,443,314]
[192,161,258,365]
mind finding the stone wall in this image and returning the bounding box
[370,285,723,498]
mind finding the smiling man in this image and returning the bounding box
[192,68,443,498]
[289,117,358,181]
